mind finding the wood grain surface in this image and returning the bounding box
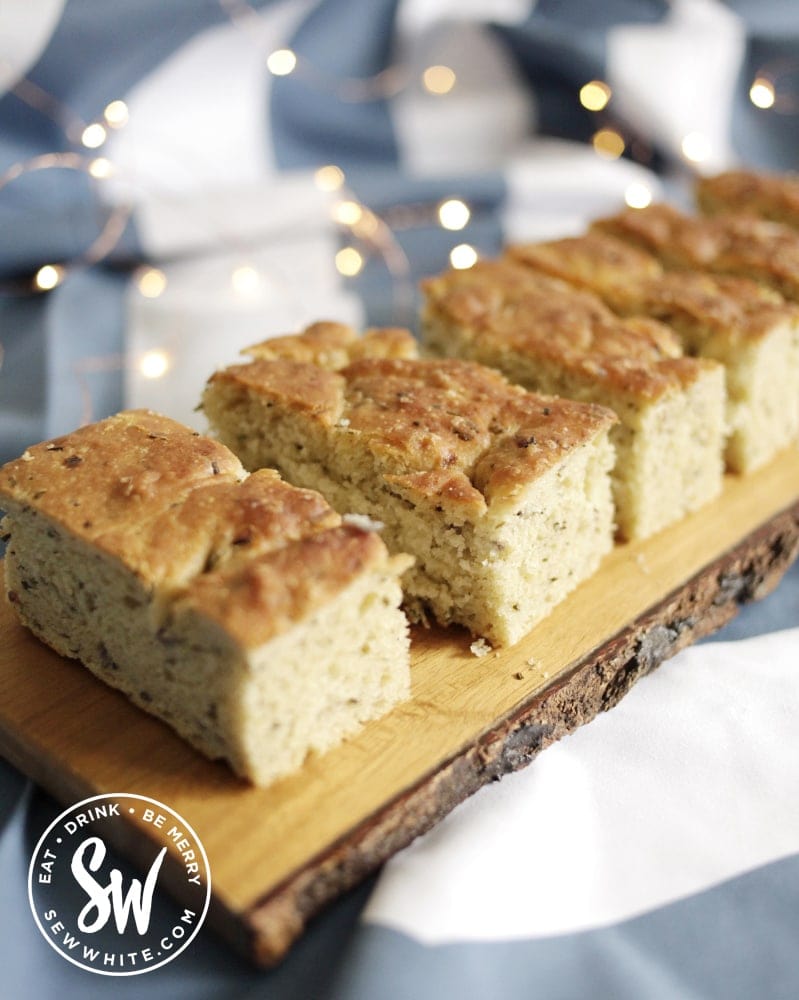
[2,451,799,965]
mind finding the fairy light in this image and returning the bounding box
[139,349,170,379]
[231,264,261,295]
[267,48,297,76]
[749,77,776,109]
[579,80,611,112]
[681,131,711,163]
[624,181,653,209]
[80,123,107,149]
[136,267,167,298]
[34,264,64,291]
[335,247,364,277]
[314,164,345,191]
[592,128,625,159]
[438,199,470,231]
[422,65,456,96]
[450,243,477,270]
[332,200,363,226]
[103,100,129,128]
[88,157,114,179]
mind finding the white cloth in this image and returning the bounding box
[365,628,799,943]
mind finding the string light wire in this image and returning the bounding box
[219,0,428,101]
[0,153,134,291]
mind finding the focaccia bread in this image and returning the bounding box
[0,410,412,786]
[697,169,799,230]
[509,233,799,472]
[592,202,799,303]
[203,322,618,647]
[421,260,725,540]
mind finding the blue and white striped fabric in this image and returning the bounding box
[1,3,798,997]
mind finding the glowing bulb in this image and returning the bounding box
[231,265,261,296]
[579,80,611,112]
[34,264,64,291]
[333,200,363,226]
[335,247,364,277]
[139,349,170,379]
[81,123,107,149]
[136,267,167,298]
[88,157,114,179]
[592,128,625,160]
[624,181,653,209]
[422,65,456,96]
[314,164,345,191]
[681,131,711,163]
[450,243,478,270]
[103,100,129,128]
[267,48,297,76]
[438,199,471,231]
[749,78,775,109]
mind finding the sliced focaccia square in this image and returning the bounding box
[509,233,799,472]
[421,260,725,540]
[203,323,617,647]
[0,410,411,786]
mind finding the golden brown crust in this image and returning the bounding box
[0,410,243,539]
[101,469,341,589]
[383,469,488,519]
[207,326,617,514]
[179,526,393,649]
[243,321,419,368]
[591,203,724,268]
[211,359,347,427]
[607,272,798,343]
[214,324,419,429]
[422,259,713,400]
[508,232,797,343]
[0,410,397,644]
[697,169,799,228]
[508,232,663,291]
[591,204,799,301]
[422,260,680,356]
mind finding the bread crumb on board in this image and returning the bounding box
[470,638,493,657]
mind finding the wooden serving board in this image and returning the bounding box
[2,453,799,965]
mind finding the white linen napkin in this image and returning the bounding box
[364,627,799,943]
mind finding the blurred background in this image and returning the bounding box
[1,0,797,459]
